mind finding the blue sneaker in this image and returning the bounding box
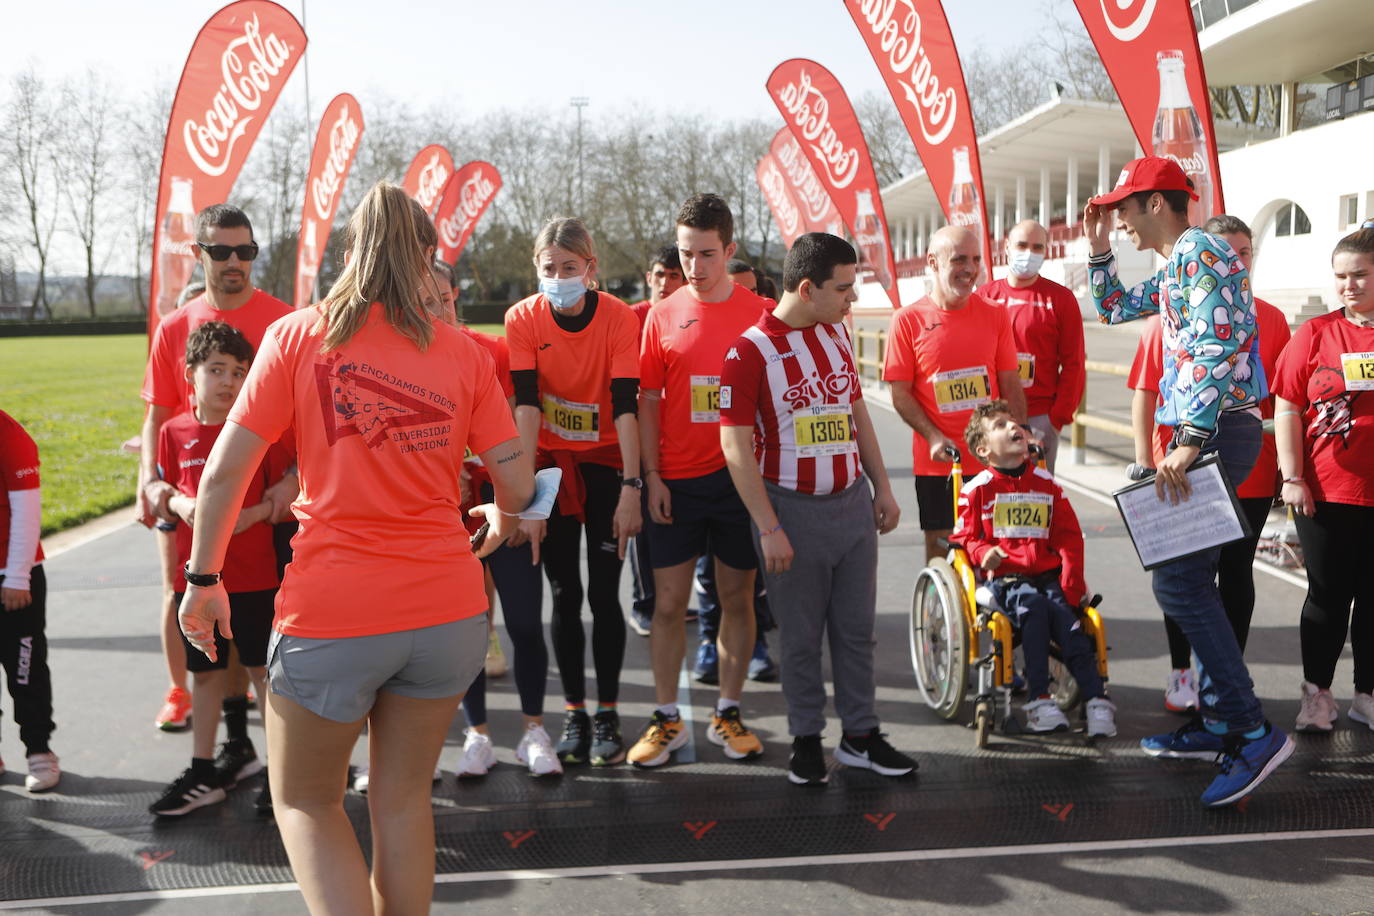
[748,637,778,682]
[693,640,718,685]
[1140,718,1226,759]
[628,609,652,637]
[1201,724,1294,807]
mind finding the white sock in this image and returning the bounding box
[656,703,679,719]
[716,697,740,714]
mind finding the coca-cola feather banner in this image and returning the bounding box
[294,93,364,309]
[148,0,306,336]
[767,59,900,309]
[433,161,502,267]
[843,0,992,280]
[402,145,454,217]
[769,128,845,238]
[755,154,806,249]
[1070,0,1224,223]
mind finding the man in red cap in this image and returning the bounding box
[1083,156,1292,808]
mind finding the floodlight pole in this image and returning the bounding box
[570,96,589,213]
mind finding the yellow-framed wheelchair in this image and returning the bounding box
[909,447,1109,747]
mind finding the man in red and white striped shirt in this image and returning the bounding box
[720,233,914,786]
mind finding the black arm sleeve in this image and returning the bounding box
[611,377,639,418]
[512,369,540,408]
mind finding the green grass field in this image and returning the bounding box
[0,335,147,536]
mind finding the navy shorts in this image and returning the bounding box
[176,589,276,673]
[647,467,757,572]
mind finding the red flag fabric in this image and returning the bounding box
[755,154,806,249]
[844,0,992,280]
[767,60,900,308]
[769,128,845,237]
[294,94,364,309]
[402,145,454,217]
[1071,0,1224,223]
[148,1,306,335]
[433,161,502,267]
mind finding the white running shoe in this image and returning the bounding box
[1024,698,1070,733]
[516,724,563,777]
[456,729,497,778]
[1085,697,1118,738]
[1296,680,1337,733]
[1164,669,1199,713]
[25,752,61,793]
[1348,692,1374,729]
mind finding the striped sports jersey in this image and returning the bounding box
[720,311,862,495]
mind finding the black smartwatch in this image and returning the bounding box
[183,564,222,587]
[620,476,644,490]
[1172,425,1211,450]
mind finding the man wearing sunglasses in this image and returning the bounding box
[137,205,297,757]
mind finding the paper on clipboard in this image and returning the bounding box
[1112,453,1250,570]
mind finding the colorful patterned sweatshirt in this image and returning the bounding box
[1088,227,1265,433]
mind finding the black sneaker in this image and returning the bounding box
[788,735,828,786]
[150,767,227,816]
[214,739,263,789]
[254,771,273,816]
[555,709,591,764]
[835,728,917,776]
[590,710,625,766]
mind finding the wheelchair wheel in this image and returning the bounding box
[910,558,968,720]
[1048,650,1081,712]
[973,698,993,749]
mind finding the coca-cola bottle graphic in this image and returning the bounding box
[853,189,892,290]
[948,146,982,232]
[295,219,319,309]
[156,177,197,318]
[1153,50,1213,227]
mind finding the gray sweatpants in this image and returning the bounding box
[755,476,879,737]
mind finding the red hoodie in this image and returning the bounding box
[950,463,1087,606]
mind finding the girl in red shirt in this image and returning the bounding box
[178,183,532,914]
[1274,228,1374,734]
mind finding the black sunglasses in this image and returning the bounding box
[197,241,260,262]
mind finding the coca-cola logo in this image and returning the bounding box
[1099,0,1158,42]
[416,154,450,212]
[950,211,980,228]
[439,170,497,250]
[850,1,957,147]
[775,135,839,225]
[775,68,861,189]
[181,14,294,177]
[311,104,360,222]
[1161,150,1208,178]
[758,160,801,237]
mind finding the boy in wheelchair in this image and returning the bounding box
[950,400,1117,737]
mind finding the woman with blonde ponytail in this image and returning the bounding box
[178,181,533,914]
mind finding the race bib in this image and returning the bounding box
[931,366,991,414]
[793,402,857,459]
[463,446,484,466]
[690,375,721,422]
[1017,353,1036,389]
[1341,352,1374,391]
[542,394,599,442]
[992,491,1053,539]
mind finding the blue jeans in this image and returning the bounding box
[1152,411,1263,735]
[988,572,1103,700]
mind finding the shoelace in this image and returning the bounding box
[715,711,749,738]
[592,714,619,743]
[643,716,679,746]
[562,715,588,743]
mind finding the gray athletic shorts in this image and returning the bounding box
[267,615,487,722]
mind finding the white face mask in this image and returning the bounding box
[540,272,588,311]
[1009,249,1045,279]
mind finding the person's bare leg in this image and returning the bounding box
[265,690,370,915]
[365,690,463,915]
[923,529,952,565]
[713,560,756,702]
[225,644,249,698]
[649,560,697,706]
[190,669,227,760]
[158,530,187,690]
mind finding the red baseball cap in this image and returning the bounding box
[1089,156,1200,209]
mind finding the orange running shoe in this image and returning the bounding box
[156,686,192,731]
[627,712,687,768]
[708,707,763,760]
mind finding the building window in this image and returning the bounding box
[1341,194,1359,227]
[1275,202,1312,237]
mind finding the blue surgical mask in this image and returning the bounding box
[1009,249,1045,279]
[540,273,588,311]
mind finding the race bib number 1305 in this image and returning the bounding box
[793,403,856,458]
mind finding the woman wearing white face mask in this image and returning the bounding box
[504,217,642,769]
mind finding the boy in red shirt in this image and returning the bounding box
[951,400,1116,737]
[0,410,59,792]
[149,322,286,817]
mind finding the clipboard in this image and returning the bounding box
[1111,452,1251,571]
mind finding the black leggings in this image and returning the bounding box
[544,461,626,706]
[0,565,53,755]
[1164,496,1271,666]
[461,488,550,725]
[1295,501,1374,693]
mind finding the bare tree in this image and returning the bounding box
[123,81,172,315]
[57,73,121,316]
[4,68,63,318]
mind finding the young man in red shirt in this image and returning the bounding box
[720,233,914,785]
[883,226,1027,562]
[631,194,769,766]
[975,220,1086,472]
